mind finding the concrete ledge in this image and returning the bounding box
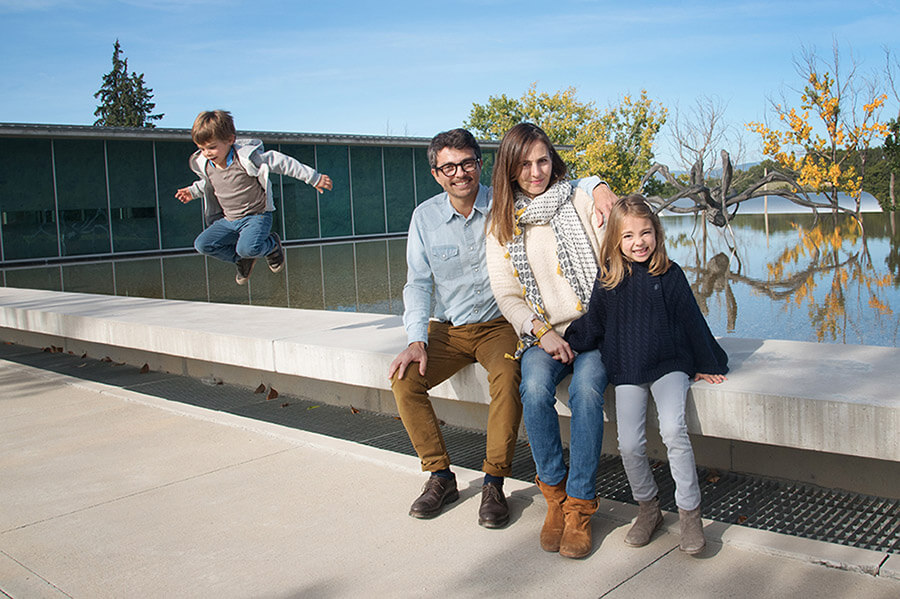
[1,287,898,467]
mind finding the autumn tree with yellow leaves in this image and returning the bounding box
[748,43,889,216]
[465,84,667,195]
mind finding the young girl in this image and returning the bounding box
[564,193,728,555]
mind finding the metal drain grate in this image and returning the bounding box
[3,342,898,555]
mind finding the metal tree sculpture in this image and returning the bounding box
[640,150,862,227]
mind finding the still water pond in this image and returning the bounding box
[2,212,898,348]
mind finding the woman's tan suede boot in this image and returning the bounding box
[678,507,706,554]
[559,496,599,559]
[624,496,664,547]
[535,476,568,552]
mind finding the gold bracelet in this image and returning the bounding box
[534,323,553,340]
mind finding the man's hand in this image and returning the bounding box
[388,341,427,380]
[315,174,333,193]
[537,330,574,364]
[591,182,616,227]
[175,187,194,204]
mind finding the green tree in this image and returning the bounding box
[94,40,163,128]
[884,120,900,210]
[465,84,666,195]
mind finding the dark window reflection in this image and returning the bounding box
[316,145,352,238]
[108,139,159,252]
[279,144,319,240]
[351,147,385,236]
[0,138,57,260]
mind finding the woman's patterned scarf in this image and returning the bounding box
[506,180,598,358]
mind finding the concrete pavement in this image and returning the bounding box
[2,357,898,599]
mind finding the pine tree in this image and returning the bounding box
[94,40,163,128]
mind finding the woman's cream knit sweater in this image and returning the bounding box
[486,187,605,338]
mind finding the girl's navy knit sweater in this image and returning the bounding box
[564,260,728,386]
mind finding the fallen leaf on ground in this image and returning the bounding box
[706,470,721,484]
[281,403,291,408]
[266,387,279,400]
[254,383,266,393]
[737,515,748,524]
[101,356,112,362]
[139,364,150,374]
[307,405,320,410]
[349,405,360,414]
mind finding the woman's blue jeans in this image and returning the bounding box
[520,346,607,500]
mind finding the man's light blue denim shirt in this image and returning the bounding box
[402,177,602,345]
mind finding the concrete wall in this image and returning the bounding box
[1,287,898,498]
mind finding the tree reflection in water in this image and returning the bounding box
[665,212,899,346]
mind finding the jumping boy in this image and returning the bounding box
[176,110,333,284]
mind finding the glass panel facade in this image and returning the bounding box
[62,262,115,295]
[388,238,407,315]
[155,141,202,250]
[355,240,390,313]
[107,140,160,252]
[247,264,288,307]
[278,144,319,240]
[322,243,356,310]
[114,259,163,299]
[54,139,110,256]
[414,147,441,205]
[161,254,207,301]
[0,128,475,316]
[0,138,58,260]
[4,266,62,291]
[315,145,352,238]
[286,246,324,309]
[383,147,416,234]
[205,256,248,305]
[481,149,495,185]
[350,146,385,236]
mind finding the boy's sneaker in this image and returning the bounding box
[235,258,256,285]
[266,232,285,273]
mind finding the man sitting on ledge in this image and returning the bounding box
[388,128,614,528]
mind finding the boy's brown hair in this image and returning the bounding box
[191,110,236,145]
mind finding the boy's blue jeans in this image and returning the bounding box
[520,346,607,500]
[194,212,277,264]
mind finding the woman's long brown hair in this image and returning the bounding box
[489,123,567,245]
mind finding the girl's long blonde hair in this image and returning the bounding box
[599,194,671,289]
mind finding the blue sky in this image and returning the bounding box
[1,0,898,167]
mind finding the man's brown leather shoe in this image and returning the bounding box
[478,481,510,528]
[409,474,458,519]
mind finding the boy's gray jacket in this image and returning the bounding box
[187,138,322,225]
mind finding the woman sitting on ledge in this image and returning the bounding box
[486,123,608,559]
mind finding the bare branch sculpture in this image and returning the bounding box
[640,150,863,227]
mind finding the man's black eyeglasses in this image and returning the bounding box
[434,158,481,177]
